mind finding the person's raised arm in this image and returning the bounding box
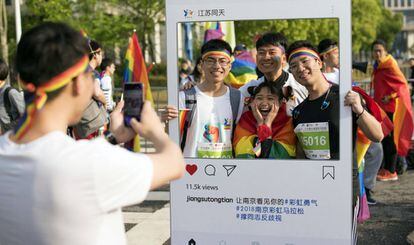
[130,102,184,189]
[110,101,185,190]
[344,90,384,142]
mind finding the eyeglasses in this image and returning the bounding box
[203,57,231,67]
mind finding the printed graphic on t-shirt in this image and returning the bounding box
[224,118,231,130]
[203,124,220,143]
[197,119,232,158]
[294,122,331,159]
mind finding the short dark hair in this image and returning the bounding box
[248,82,283,102]
[88,40,101,60]
[286,40,318,62]
[201,39,232,56]
[372,39,387,51]
[100,58,114,71]
[0,58,8,81]
[256,32,288,51]
[317,39,338,56]
[15,22,89,99]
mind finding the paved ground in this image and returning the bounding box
[125,170,414,245]
[358,169,414,244]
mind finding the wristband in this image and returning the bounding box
[257,124,272,142]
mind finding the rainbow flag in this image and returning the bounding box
[123,32,153,104]
[179,109,190,149]
[352,86,393,223]
[233,103,296,158]
[355,129,371,223]
[123,32,154,152]
[225,51,257,89]
[372,54,413,156]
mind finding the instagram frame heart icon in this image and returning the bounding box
[186,164,198,176]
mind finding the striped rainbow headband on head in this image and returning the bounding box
[319,45,338,56]
[14,55,90,140]
[288,48,321,63]
[201,50,232,62]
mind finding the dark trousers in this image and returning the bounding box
[382,112,397,173]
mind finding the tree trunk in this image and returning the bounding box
[0,0,9,64]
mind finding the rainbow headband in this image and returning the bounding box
[14,55,89,140]
[319,45,338,56]
[288,48,321,63]
[201,50,232,62]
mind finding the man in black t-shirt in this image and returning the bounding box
[286,40,384,160]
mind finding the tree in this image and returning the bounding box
[234,0,402,54]
[235,19,338,49]
[351,0,382,53]
[121,0,165,61]
[376,6,403,51]
[0,0,8,64]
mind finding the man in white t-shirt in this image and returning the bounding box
[100,58,116,111]
[318,38,339,84]
[239,32,308,116]
[0,22,184,245]
[163,39,244,158]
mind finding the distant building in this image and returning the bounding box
[384,0,414,58]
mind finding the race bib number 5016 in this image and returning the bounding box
[294,122,330,159]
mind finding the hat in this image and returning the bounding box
[234,44,247,52]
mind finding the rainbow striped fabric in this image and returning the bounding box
[233,103,296,158]
[353,86,393,223]
[372,54,413,156]
[15,56,89,140]
[204,22,236,48]
[225,51,257,89]
[123,32,153,104]
[123,32,154,152]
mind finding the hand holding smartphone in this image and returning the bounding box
[123,82,144,127]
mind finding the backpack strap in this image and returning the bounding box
[180,87,197,150]
[228,86,241,123]
[228,86,241,155]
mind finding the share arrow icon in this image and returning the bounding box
[222,165,237,177]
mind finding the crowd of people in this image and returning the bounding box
[168,32,413,206]
[0,20,412,244]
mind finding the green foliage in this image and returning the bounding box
[25,0,73,27]
[352,0,382,52]
[3,0,404,76]
[235,0,402,54]
[377,7,403,50]
[15,0,165,87]
[235,18,338,49]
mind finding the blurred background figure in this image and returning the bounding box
[178,59,193,88]
[318,38,339,84]
[371,39,413,181]
[0,59,24,135]
[100,58,116,112]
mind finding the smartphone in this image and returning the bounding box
[123,82,144,126]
